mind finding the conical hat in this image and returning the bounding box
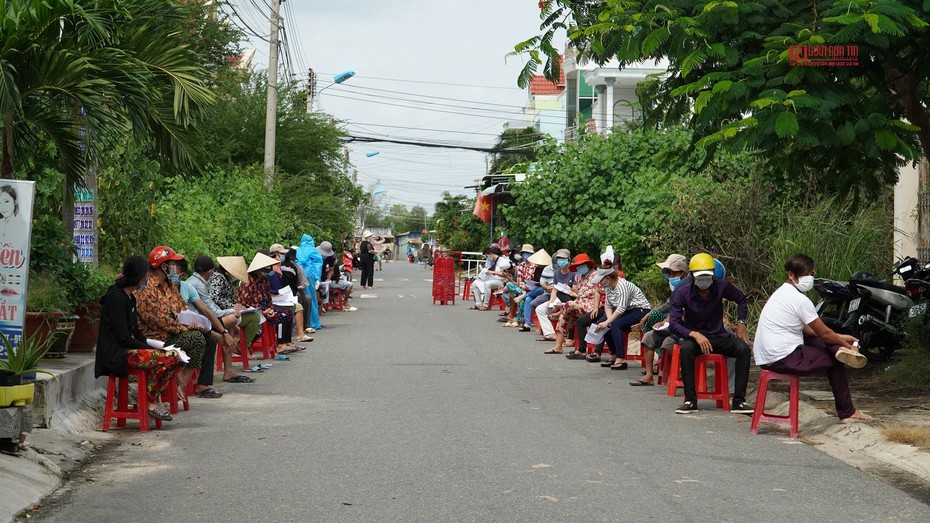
[527,249,552,266]
[217,256,249,284]
[247,252,279,273]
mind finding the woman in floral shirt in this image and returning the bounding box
[237,256,294,354]
[544,254,599,355]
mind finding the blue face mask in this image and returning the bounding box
[170,274,180,284]
[576,265,590,276]
[522,253,532,261]
[556,258,569,269]
[668,276,681,291]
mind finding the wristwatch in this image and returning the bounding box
[737,320,747,325]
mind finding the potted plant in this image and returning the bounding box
[0,332,55,407]
[67,264,112,353]
[24,271,71,354]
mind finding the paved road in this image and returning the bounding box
[35,263,930,522]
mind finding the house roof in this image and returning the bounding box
[529,73,565,96]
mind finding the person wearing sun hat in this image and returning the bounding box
[544,253,598,355]
[499,243,538,327]
[629,253,689,385]
[237,252,296,354]
[358,230,377,289]
[210,256,262,347]
[534,248,571,341]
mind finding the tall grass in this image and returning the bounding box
[767,196,893,293]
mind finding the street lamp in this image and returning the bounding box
[309,70,356,111]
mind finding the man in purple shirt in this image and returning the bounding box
[668,253,753,414]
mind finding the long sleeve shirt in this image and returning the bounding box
[187,272,234,318]
[94,286,150,378]
[668,278,748,340]
[135,275,186,341]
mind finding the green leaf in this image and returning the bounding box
[863,14,880,33]
[775,111,799,138]
[874,129,897,150]
[694,91,713,113]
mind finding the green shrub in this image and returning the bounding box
[879,316,930,392]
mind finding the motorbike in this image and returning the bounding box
[813,257,930,361]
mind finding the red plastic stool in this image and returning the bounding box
[102,368,161,432]
[625,332,645,366]
[488,292,506,310]
[665,344,684,397]
[329,288,346,311]
[217,327,251,372]
[249,325,277,360]
[462,278,473,300]
[694,354,730,410]
[750,370,800,439]
[163,374,191,415]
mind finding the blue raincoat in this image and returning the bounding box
[296,234,324,329]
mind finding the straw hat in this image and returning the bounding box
[520,244,534,254]
[217,256,249,284]
[527,249,552,266]
[247,252,279,273]
[362,230,372,239]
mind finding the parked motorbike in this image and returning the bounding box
[814,257,929,361]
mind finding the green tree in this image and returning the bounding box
[490,127,544,174]
[515,0,930,197]
[433,193,487,252]
[1,0,215,194]
[197,71,363,242]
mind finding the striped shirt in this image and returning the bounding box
[604,279,651,316]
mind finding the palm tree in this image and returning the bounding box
[0,0,215,197]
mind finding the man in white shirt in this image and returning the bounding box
[754,254,871,422]
[470,246,511,310]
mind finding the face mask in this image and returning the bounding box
[695,275,714,290]
[169,274,180,284]
[138,280,148,291]
[576,265,590,276]
[668,276,681,291]
[556,258,569,268]
[795,275,814,293]
[522,253,531,261]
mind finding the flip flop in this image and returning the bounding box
[197,388,223,399]
[543,349,563,354]
[274,355,291,361]
[585,354,601,362]
[600,360,617,368]
[610,361,629,370]
[296,336,314,343]
[259,363,273,369]
[629,380,654,386]
[536,337,556,342]
[247,365,265,373]
[279,348,298,355]
[223,375,255,383]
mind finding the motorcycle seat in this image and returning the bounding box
[850,278,907,294]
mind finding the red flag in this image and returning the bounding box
[473,193,492,223]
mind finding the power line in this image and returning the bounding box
[325,92,562,124]
[346,134,536,155]
[315,71,523,91]
[336,84,529,110]
[346,122,503,137]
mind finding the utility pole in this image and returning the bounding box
[262,0,282,186]
[306,68,316,113]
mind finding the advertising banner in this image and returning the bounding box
[0,180,35,357]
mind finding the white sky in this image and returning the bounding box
[231,0,561,213]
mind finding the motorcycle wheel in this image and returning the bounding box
[856,329,899,362]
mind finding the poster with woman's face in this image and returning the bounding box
[0,180,35,357]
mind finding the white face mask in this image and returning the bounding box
[795,275,814,293]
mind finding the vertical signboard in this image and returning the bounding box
[73,186,96,264]
[0,180,35,357]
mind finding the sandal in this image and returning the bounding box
[610,361,629,370]
[223,375,255,383]
[585,353,601,362]
[565,352,587,360]
[197,388,223,399]
[841,410,873,423]
[274,355,291,361]
[536,336,556,342]
[543,349,563,354]
[247,365,265,373]
[600,359,617,368]
[296,335,314,343]
[629,379,653,386]
[148,404,173,421]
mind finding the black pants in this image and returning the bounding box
[197,337,217,387]
[680,335,750,404]
[575,306,605,353]
[360,257,375,287]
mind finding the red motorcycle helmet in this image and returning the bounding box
[149,246,184,268]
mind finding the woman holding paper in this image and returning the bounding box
[238,252,295,353]
[95,256,182,422]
